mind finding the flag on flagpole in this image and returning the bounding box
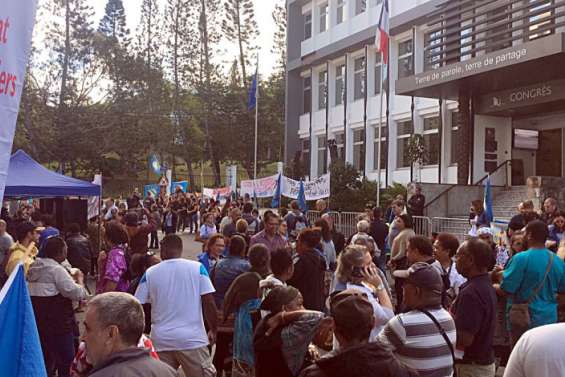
[271,173,282,208]
[484,174,494,223]
[297,180,307,213]
[375,0,390,65]
[248,69,258,111]
[148,154,161,175]
[0,263,47,376]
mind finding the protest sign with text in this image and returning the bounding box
[0,2,39,202]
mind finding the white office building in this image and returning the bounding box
[285,0,565,188]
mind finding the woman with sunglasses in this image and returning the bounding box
[548,211,565,252]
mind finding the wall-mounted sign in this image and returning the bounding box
[396,33,564,95]
[476,79,565,114]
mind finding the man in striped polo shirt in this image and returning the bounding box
[379,262,456,377]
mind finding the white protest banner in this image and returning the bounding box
[240,175,278,198]
[0,2,39,203]
[282,173,330,201]
[203,187,232,199]
[87,174,102,220]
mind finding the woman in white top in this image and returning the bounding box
[315,218,337,270]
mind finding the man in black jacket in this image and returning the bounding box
[65,223,93,276]
[287,228,326,311]
[84,292,177,377]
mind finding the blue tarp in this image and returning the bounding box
[4,150,101,198]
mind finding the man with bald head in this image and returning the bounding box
[542,197,560,226]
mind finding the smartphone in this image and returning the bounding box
[351,266,364,278]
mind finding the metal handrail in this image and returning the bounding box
[423,160,512,213]
[474,160,512,186]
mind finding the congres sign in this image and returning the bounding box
[476,79,565,114]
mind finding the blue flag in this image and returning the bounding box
[248,71,257,111]
[484,174,494,223]
[0,264,47,376]
[271,173,282,208]
[148,154,161,175]
[297,180,307,213]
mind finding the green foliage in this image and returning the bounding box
[379,182,407,208]
[328,161,378,212]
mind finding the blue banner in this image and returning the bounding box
[0,264,47,376]
[144,184,160,198]
[171,181,188,194]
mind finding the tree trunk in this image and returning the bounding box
[57,0,71,172]
[186,159,195,191]
[200,0,221,187]
[457,91,471,185]
[235,1,248,90]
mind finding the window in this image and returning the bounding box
[335,132,345,159]
[337,0,345,24]
[335,64,345,106]
[319,3,328,33]
[527,0,553,41]
[304,11,312,40]
[303,76,311,114]
[353,129,365,171]
[450,112,459,165]
[354,56,365,101]
[425,29,442,71]
[374,53,382,95]
[373,124,387,171]
[397,39,414,79]
[317,136,327,176]
[355,0,367,15]
[396,120,413,168]
[318,70,328,110]
[423,117,440,165]
[487,5,511,52]
[302,138,311,172]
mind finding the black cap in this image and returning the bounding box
[392,262,443,295]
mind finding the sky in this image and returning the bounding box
[91,0,280,74]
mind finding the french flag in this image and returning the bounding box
[375,0,390,65]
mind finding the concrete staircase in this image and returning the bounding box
[492,186,529,221]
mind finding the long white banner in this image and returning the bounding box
[0,2,39,202]
[282,174,330,201]
[240,173,331,201]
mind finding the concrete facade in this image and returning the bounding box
[285,0,565,188]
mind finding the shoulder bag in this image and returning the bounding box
[419,308,457,377]
[509,252,554,330]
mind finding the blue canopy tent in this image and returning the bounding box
[4,150,101,198]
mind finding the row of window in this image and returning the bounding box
[304,0,381,40]
[302,41,413,114]
[303,112,461,175]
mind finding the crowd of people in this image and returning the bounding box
[2,188,565,377]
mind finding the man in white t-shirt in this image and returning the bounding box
[504,323,565,377]
[135,234,218,377]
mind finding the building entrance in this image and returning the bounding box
[536,129,562,177]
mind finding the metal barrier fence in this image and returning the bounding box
[305,211,470,241]
[413,216,432,238]
[431,217,470,242]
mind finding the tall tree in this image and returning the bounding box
[98,0,129,43]
[271,2,287,74]
[222,0,258,90]
[165,0,199,185]
[197,0,222,185]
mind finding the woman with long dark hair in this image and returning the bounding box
[96,221,130,293]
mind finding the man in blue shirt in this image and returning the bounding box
[500,220,565,346]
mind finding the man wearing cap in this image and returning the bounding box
[4,221,40,276]
[379,262,456,377]
[452,239,497,377]
[300,290,416,377]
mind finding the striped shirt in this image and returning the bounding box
[378,307,456,377]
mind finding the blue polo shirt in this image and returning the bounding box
[501,248,565,330]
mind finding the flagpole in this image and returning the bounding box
[254,54,259,183]
[377,52,384,207]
